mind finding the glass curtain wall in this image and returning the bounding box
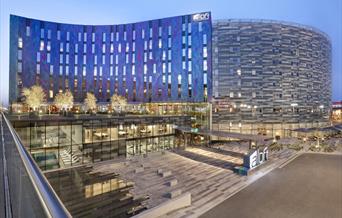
[13,116,187,170]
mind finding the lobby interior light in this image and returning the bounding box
[291,103,298,107]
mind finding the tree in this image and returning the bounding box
[54,90,74,111]
[22,85,46,111]
[84,92,97,113]
[110,94,127,113]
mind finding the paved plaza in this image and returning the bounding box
[92,146,297,217]
[201,153,342,218]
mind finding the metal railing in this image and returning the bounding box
[0,112,71,218]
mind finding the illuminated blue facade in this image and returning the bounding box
[9,13,212,103]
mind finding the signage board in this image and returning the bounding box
[192,12,210,22]
[243,146,269,169]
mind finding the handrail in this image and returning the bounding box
[1,113,13,217]
[1,112,71,218]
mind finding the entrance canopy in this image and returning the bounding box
[175,126,272,143]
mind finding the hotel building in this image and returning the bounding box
[8,13,332,170]
[212,20,331,137]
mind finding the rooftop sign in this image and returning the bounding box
[192,12,210,22]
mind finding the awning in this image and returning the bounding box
[175,126,272,142]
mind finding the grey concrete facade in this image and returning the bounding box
[212,20,332,137]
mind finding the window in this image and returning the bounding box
[188,74,192,85]
[83,44,87,53]
[66,32,70,41]
[57,30,61,40]
[203,60,208,71]
[132,65,135,75]
[60,42,64,52]
[230,92,234,98]
[110,66,113,76]
[47,53,51,63]
[66,43,69,53]
[168,26,172,36]
[178,75,181,84]
[168,38,171,48]
[26,26,30,36]
[203,73,207,85]
[126,43,129,52]
[59,54,63,64]
[168,62,171,73]
[59,65,63,75]
[144,64,147,74]
[66,54,69,64]
[93,67,97,76]
[102,44,106,53]
[252,70,256,75]
[47,41,51,51]
[18,50,22,60]
[188,49,192,59]
[36,52,41,62]
[162,63,166,73]
[103,32,106,42]
[159,39,162,48]
[199,22,203,32]
[18,37,23,48]
[92,32,95,42]
[237,69,241,75]
[66,66,69,75]
[203,47,207,58]
[50,65,53,75]
[92,44,95,53]
[82,66,86,76]
[168,50,172,60]
[40,29,44,38]
[74,66,78,76]
[110,44,114,53]
[238,92,241,97]
[83,55,86,64]
[47,30,51,39]
[78,32,82,41]
[203,34,207,45]
[83,32,87,42]
[17,62,22,73]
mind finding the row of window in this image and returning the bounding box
[24,20,206,42]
